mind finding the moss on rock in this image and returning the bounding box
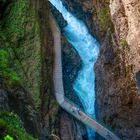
[98,7,111,31]
[0,0,42,108]
[0,48,20,87]
[0,112,37,140]
[119,39,127,49]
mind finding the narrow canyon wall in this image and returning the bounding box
[0,0,42,137]
[56,0,140,140]
[95,0,140,139]
[0,0,60,139]
[0,0,140,140]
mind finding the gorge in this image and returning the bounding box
[0,0,140,140]
[49,0,99,139]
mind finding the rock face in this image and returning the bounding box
[94,0,140,140]
[110,0,140,73]
[95,0,140,139]
[60,110,87,140]
[0,0,140,140]
[0,0,59,139]
[0,0,42,137]
[61,37,88,140]
[62,37,83,107]
[55,0,140,140]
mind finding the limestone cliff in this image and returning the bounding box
[95,1,140,139]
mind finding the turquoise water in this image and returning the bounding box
[49,0,99,139]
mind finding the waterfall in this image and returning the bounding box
[49,0,99,139]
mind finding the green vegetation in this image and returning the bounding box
[0,112,37,140]
[0,48,20,87]
[98,8,111,31]
[4,0,29,40]
[0,0,42,107]
[0,0,29,87]
[0,1,42,139]
[0,29,20,87]
[4,135,13,140]
[120,39,127,49]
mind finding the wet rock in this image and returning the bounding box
[62,36,82,106]
[61,35,86,139]
[60,110,87,140]
[61,0,94,35]
[49,2,67,28]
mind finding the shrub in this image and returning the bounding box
[0,112,38,140]
[98,8,111,31]
[4,135,13,140]
[120,39,127,49]
[0,48,20,87]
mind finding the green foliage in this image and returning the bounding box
[120,39,127,49]
[0,0,28,87]
[0,49,8,68]
[4,135,13,140]
[0,48,20,87]
[0,112,23,131]
[98,8,111,31]
[3,0,42,107]
[0,0,42,107]
[0,112,38,140]
[4,0,28,40]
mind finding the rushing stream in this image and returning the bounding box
[49,0,99,139]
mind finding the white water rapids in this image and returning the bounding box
[49,0,99,139]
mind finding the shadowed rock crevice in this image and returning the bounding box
[136,71,140,91]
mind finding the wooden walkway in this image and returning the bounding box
[50,16,121,140]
